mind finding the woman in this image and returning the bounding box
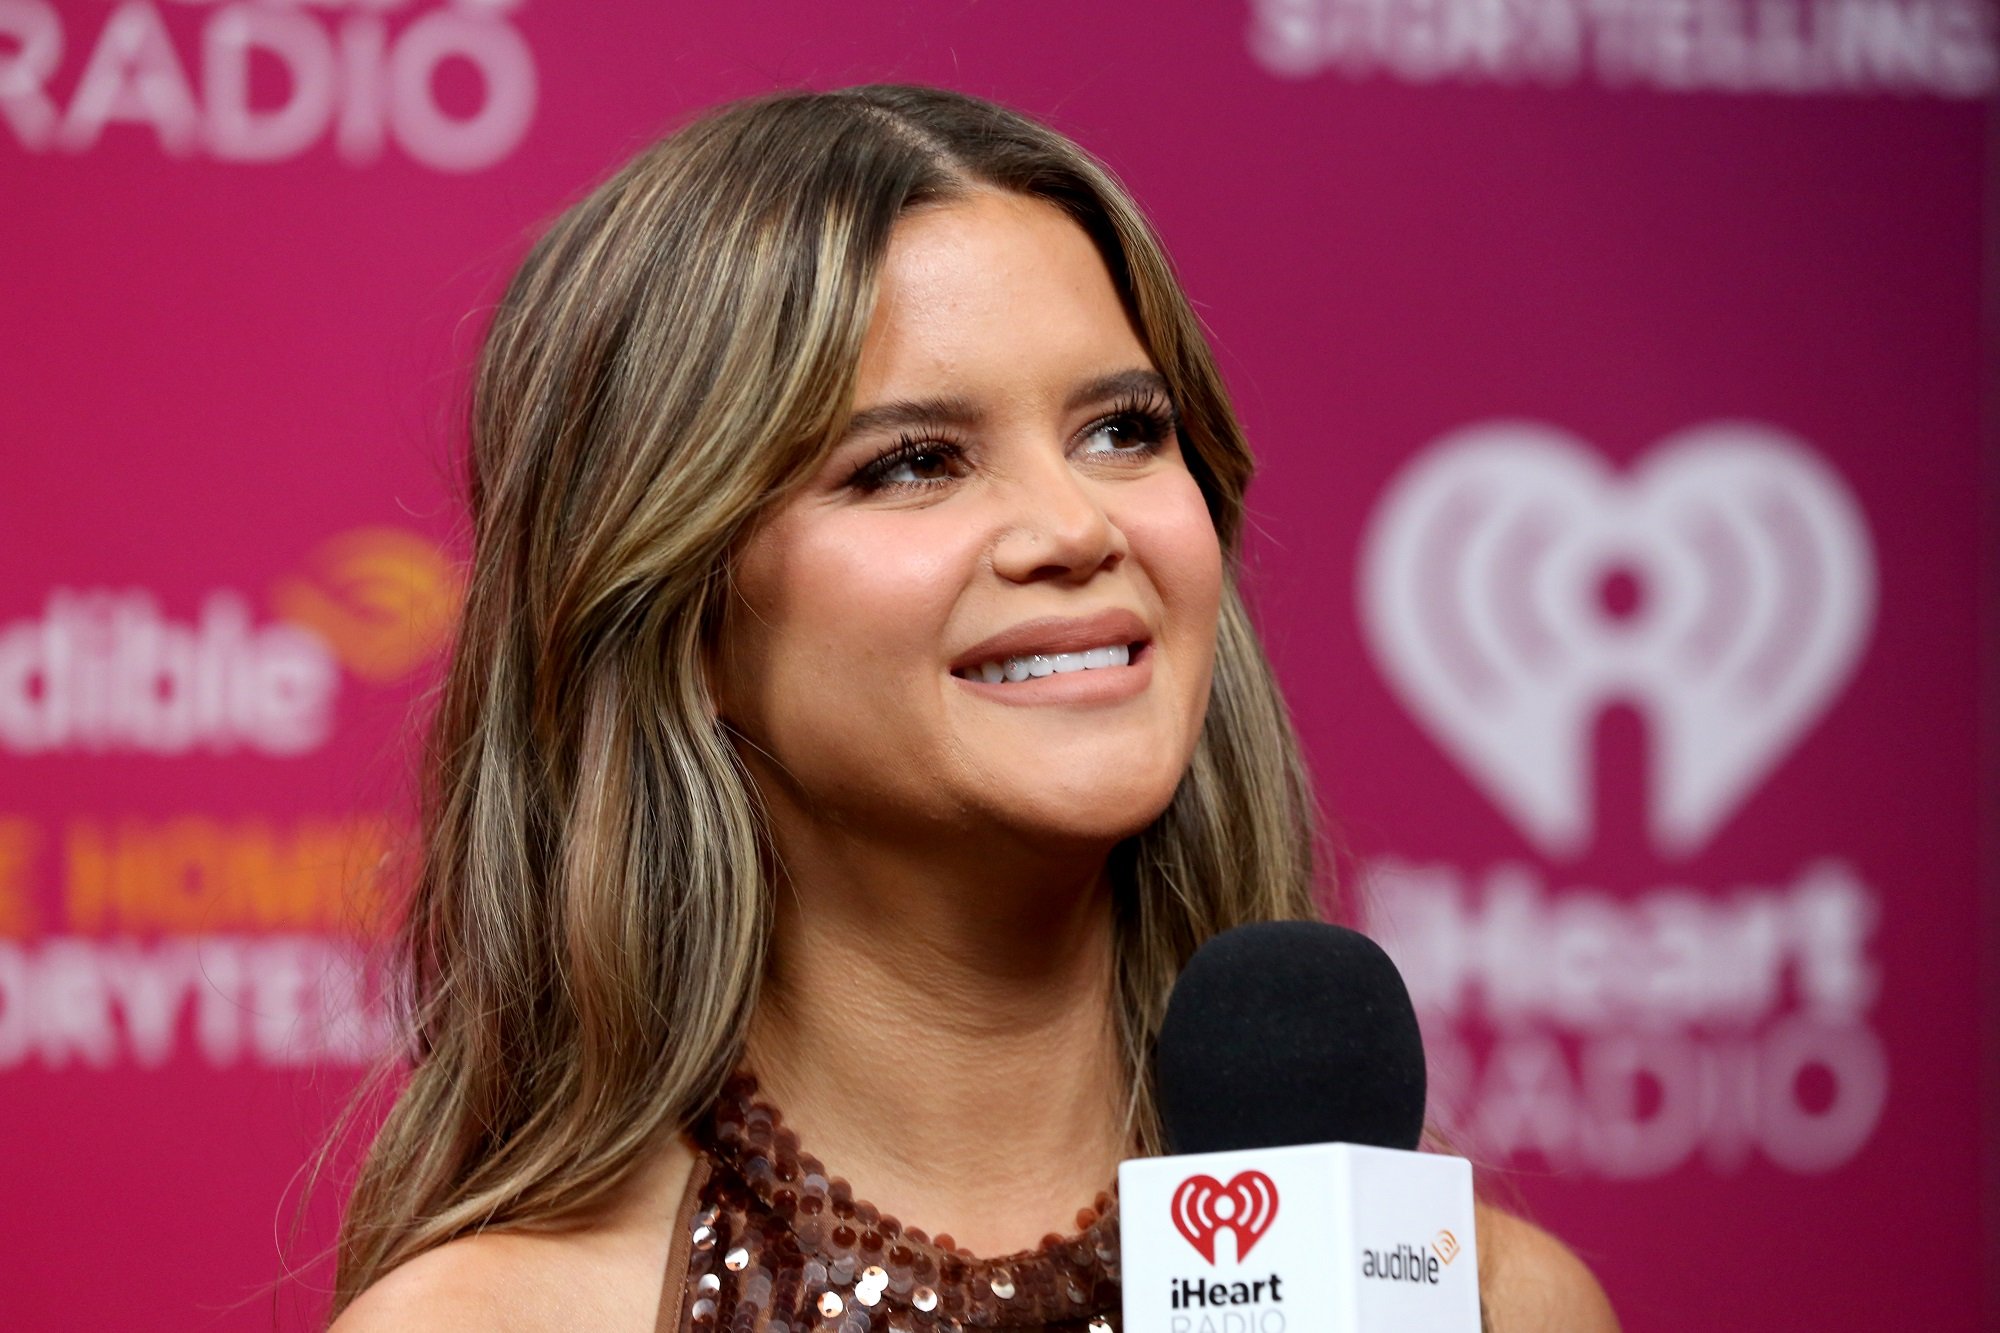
[330,84,1617,1331]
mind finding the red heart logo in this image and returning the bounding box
[1169,1170,1280,1264]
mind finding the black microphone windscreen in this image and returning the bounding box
[1153,920,1428,1155]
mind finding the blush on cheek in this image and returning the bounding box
[719,499,976,805]
[1128,472,1225,621]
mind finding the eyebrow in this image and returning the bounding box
[834,367,1173,446]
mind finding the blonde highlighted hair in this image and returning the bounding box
[331,83,1322,1317]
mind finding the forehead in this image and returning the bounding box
[851,189,1151,408]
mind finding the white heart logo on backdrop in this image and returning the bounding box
[1358,421,1875,859]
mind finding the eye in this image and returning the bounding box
[849,439,966,493]
[882,448,955,483]
[1079,415,1157,454]
[1076,398,1178,460]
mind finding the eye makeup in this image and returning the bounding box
[846,389,1181,495]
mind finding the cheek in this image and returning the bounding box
[1126,471,1225,661]
[721,509,972,759]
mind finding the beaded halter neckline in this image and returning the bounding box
[683,1070,1123,1330]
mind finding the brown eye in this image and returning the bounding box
[890,450,954,483]
[1099,419,1148,447]
[851,440,967,492]
[1078,406,1174,459]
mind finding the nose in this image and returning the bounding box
[989,447,1129,584]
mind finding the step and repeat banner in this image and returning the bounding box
[3,2,1991,1329]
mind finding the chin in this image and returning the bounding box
[994,766,1184,849]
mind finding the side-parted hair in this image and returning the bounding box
[331,82,1322,1316]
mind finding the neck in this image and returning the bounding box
[743,825,1131,1254]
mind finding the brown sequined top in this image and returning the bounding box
[657,1072,1122,1332]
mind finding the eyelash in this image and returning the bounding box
[847,392,1181,494]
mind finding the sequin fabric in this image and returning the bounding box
[669,1072,1122,1332]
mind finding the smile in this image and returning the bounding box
[950,641,1140,684]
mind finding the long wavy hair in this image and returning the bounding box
[330,82,1323,1316]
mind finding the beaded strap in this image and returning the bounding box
[679,1071,1122,1331]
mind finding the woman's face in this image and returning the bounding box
[715,189,1223,856]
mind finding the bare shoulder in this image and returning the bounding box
[1475,1201,1620,1333]
[331,1135,697,1333]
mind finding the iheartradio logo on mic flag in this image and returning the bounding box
[1120,1143,1481,1331]
[1171,1170,1279,1263]
[1356,420,1892,1181]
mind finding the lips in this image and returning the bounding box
[949,607,1152,675]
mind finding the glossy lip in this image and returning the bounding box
[948,607,1151,674]
[948,607,1155,707]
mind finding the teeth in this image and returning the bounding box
[957,642,1134,683]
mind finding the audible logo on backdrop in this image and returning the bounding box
[0,527,458,755]
[0,0,536,170]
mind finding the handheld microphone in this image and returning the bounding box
[1119,921,1480,1332]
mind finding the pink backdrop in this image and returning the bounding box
[3,2,1992,1328]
